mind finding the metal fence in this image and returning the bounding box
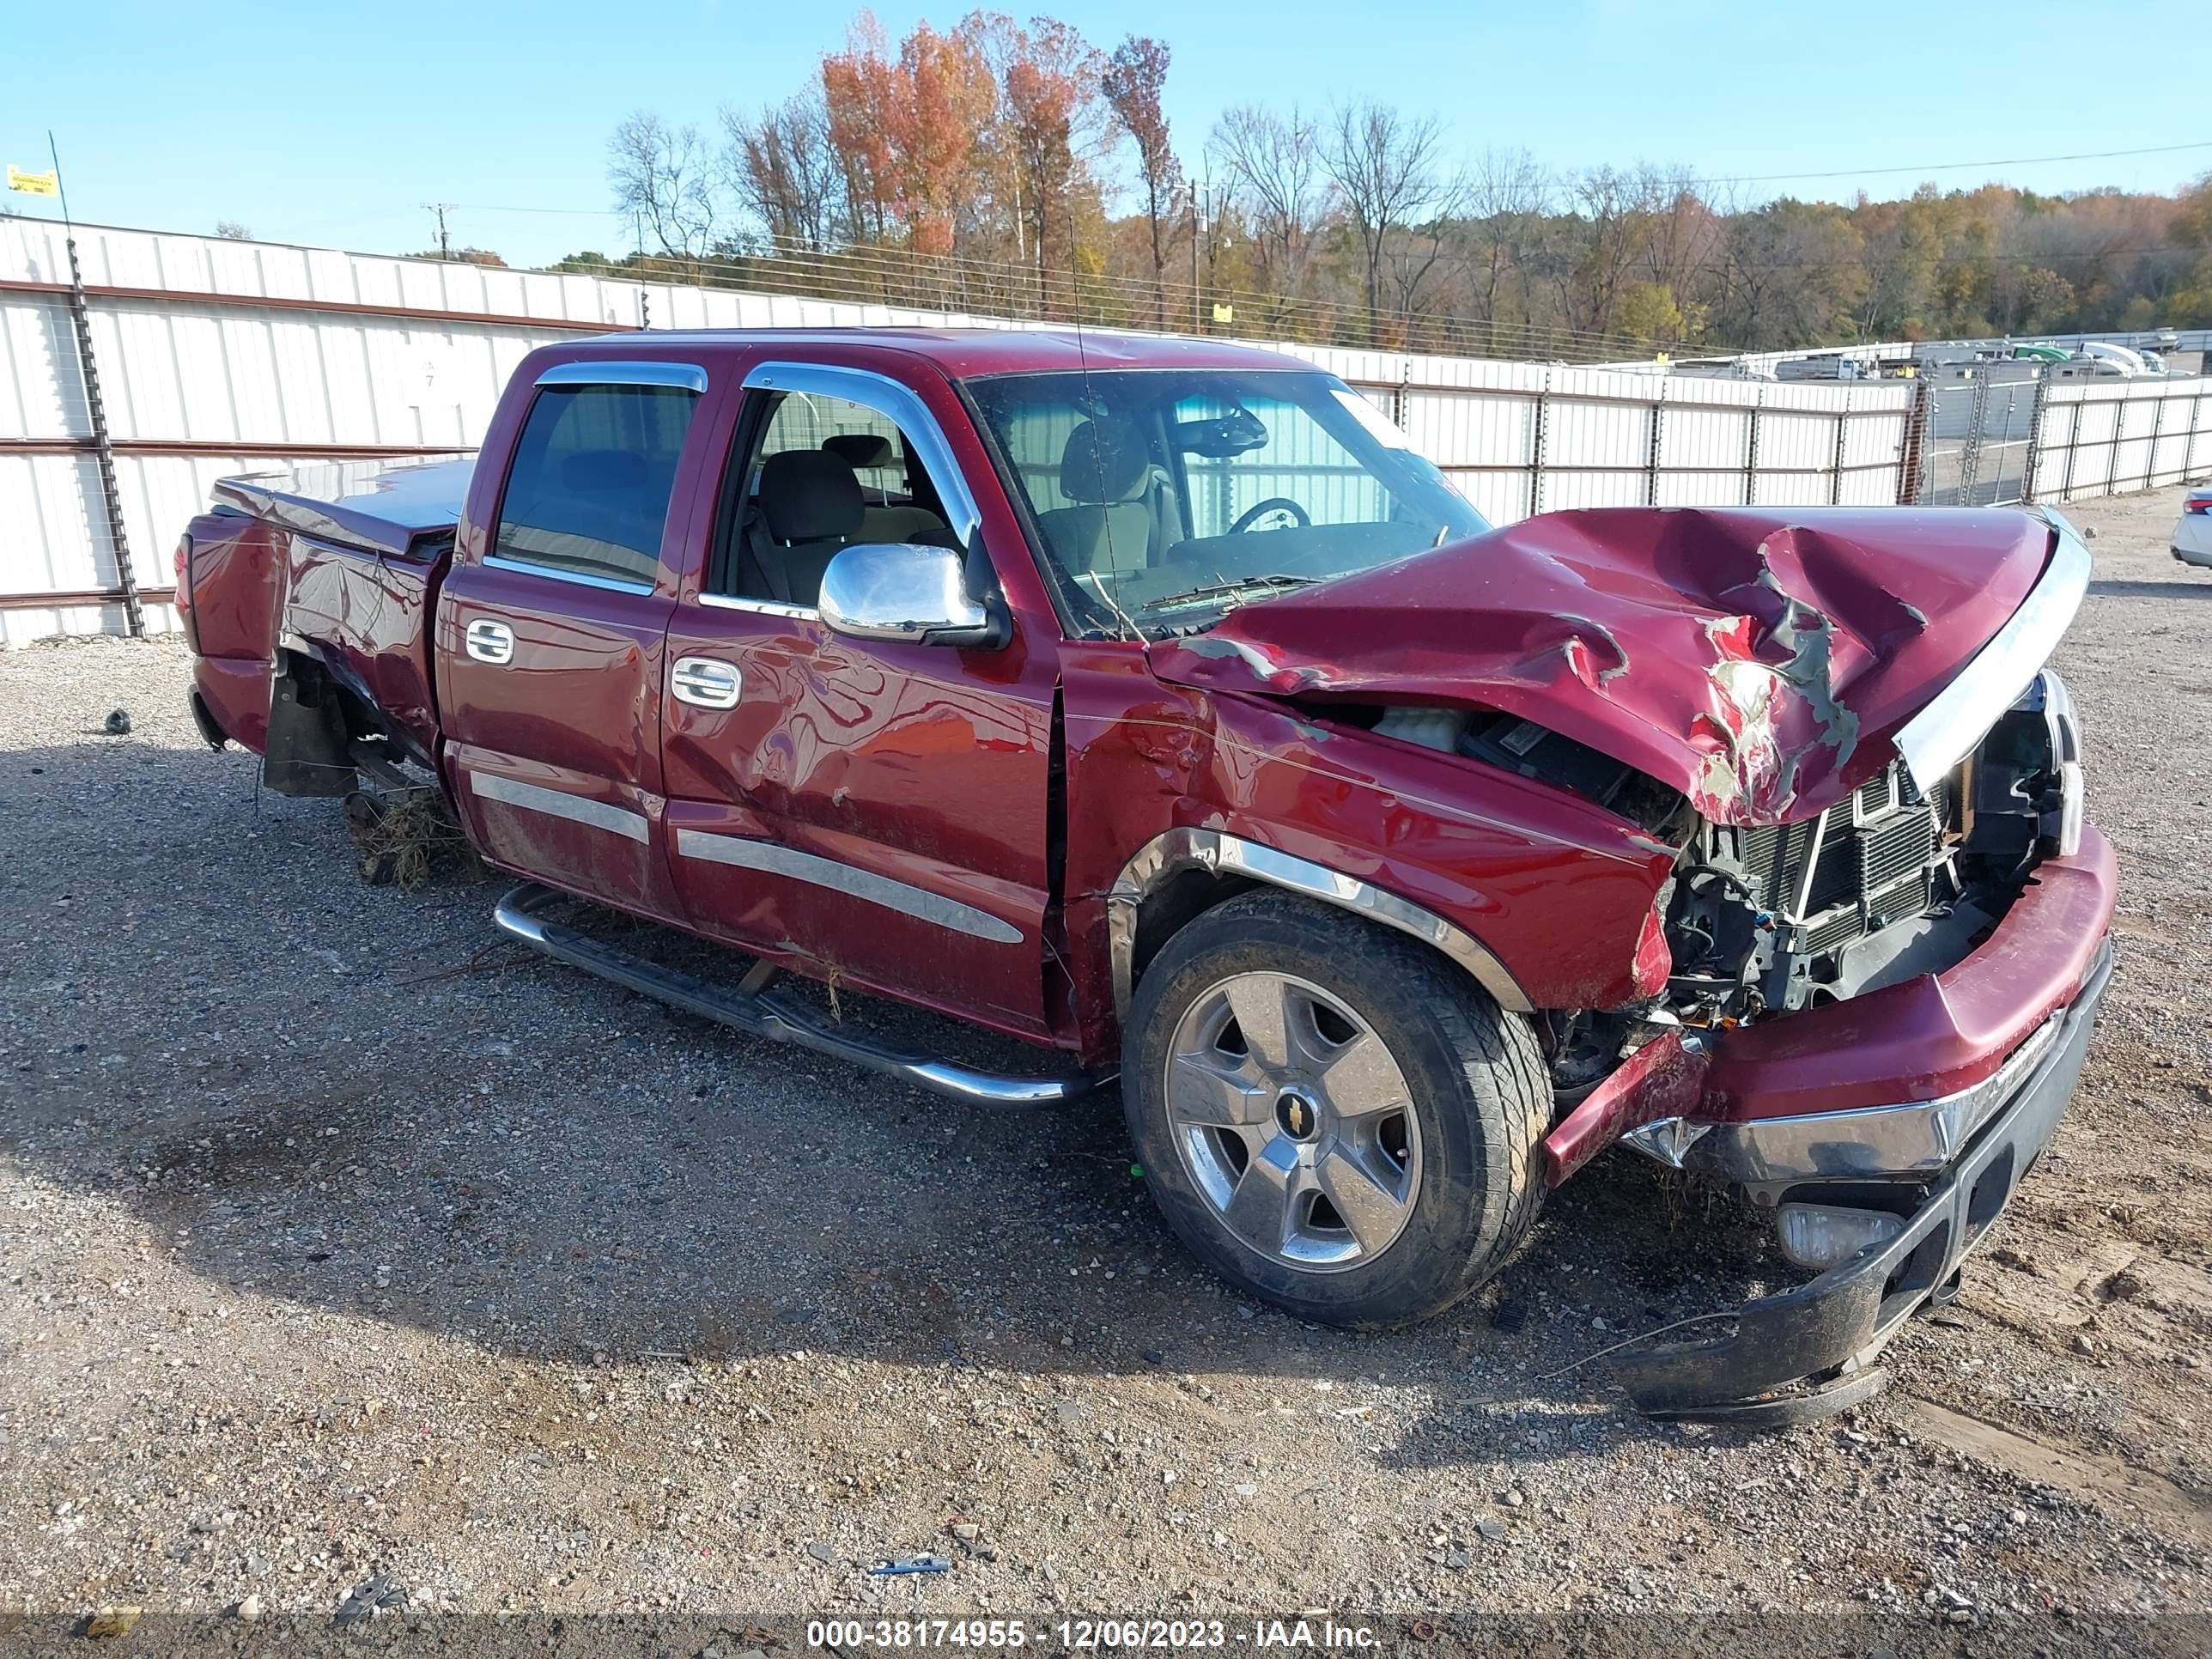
[1914,362,2045,507]
[2,219,2200,647]
[2027,375,2212,505]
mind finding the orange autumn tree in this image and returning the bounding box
[820,11,996,257]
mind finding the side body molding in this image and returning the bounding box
[1107,828,1533,1021]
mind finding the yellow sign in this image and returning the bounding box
[7,165,59,197]
[1212,302,1234,325]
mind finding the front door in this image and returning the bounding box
[438,361,711,920]
[659,361,1060,1039]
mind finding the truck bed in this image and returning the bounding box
[186,455,472,763]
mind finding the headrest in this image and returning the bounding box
[759,449,863,544]
[822,433,896,471]
[1059,419,1150,505]
[558,448,648,494]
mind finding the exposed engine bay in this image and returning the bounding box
[1337,667,2086,1101]
[1660,667,2083,1024]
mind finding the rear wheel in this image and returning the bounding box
[1123,893,1550,1327]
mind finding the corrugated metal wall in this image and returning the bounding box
[2030,377,2212,504]
[4,220,1925,644]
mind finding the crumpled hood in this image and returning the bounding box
[1147,506,2053,826]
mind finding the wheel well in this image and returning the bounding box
[262,648,390,798]
[1112,830,1534,1024]
[1131,867,1498,1017]
[1130,865,1258,988]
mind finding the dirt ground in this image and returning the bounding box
[3,488,2210,1653]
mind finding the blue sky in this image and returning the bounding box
[4,0,2207,266]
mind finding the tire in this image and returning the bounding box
[1123,891,1550,1327]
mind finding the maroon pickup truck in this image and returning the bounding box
[174,327,2112,1421]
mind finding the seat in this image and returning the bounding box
[1036,418,1155,576]
[743,449,865,607]
[821,433,946,544]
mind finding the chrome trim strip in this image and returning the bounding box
[742,361,983,548]
[537,361,708,393]
[469,771,649,843]
[697,592,819,621]
[673,830,1022,945]
[483,555,657,597]
[1107,828,1532,1022]
[1631,1014,2066,1185]
[1893,520,2092,795]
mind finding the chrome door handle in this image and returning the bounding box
[672,656,742,709]
[465,618,515,664]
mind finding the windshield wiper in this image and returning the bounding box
[1139,574,1317,613]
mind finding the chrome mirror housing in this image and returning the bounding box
[818,543,1003,648]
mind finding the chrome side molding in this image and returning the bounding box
[1108,827,1531,1022]
[468,770,648,843]
[673,829,1022,945]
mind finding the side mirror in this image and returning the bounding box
[818,542,1007,649]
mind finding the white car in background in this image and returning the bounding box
[2177,486,2212,569]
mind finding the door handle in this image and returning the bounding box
[672,656,742,709]
[465,617,515,664]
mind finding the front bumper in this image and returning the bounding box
[1613,937,2113,1423]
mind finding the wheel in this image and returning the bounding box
[1123,892,1550,1327]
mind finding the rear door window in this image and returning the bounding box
[495,384,697,588]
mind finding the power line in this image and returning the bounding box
[1690,139,2212,188]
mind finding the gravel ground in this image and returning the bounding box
[3,489,2210,1652]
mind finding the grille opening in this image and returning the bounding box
[1727,761,1954,959]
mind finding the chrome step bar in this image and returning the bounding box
[492,883,1106,1108]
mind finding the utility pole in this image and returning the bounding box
[1190,179,1200,336]
[46,133,143,637]
[422,203,453,260]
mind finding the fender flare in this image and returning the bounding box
[1107,827,1532,1022]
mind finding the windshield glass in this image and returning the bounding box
[964,368,1486,635]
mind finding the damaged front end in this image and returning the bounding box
[1151,503,2109,1422]
[1658,665,2084,1030]
[1550,538,2108,1423]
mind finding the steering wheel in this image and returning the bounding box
[1228,496,1311,533]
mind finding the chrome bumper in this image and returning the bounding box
[1614,938,2112,1423]
[1627,1011,2064,1187]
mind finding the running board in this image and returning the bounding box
[492,883,1107,1108]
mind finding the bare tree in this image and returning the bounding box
[1210,104,1329,301]
[722,90,842,252]
[608,112,720,259]
[1547,166,1650,341]
[1102,35,1179,326]
[1630,163,1723,309]
[215,220,253,240]
[1323,102,1462,338]
[1450,149,1549,350]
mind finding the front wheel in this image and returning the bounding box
[1122,893,1551,1327]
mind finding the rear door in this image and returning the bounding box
[437,360,712,920]
[659,358,1062,1039]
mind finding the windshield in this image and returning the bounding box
[964,368,1486,635]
